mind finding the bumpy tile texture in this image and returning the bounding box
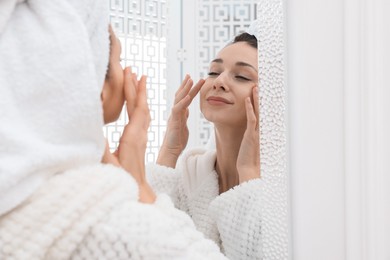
[257,0,289,259]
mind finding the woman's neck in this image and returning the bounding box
[214,125,245,194]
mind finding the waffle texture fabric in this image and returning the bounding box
[147,148,263,260]
[0,164,228,260]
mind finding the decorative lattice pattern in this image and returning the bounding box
[105,0,168,163]
[257,0,289,259]
[196,0,258,146]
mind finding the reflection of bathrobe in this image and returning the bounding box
[147,148,263,260]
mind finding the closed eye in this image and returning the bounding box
[235,75,251,81]
[208,72,220,77]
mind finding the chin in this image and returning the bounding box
[202,111,229,125]
[203,111,247,129]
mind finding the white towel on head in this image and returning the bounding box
[0,0,23,34]
[245,19,260,40]
[216,19,259,50]
[0,0,110,216]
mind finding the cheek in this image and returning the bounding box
[117,74,124,95]
[201,80,213,93]
[199,81,212,106]
[199,89,206,113]
[199,87,207,101]
[113,64,124,90]
[237,86,253,102]
[236,87,254,112]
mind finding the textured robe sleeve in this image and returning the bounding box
[209,179,263,260]
[146,160,263,260]
[0,164,227,260]
[71,194,227,260]
[146,163,190,213]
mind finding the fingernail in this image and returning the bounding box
[125,67,131,75]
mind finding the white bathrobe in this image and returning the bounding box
[0,164,226,259]
[0,1,227,259]
[147,148,263,260]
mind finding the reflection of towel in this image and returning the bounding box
[0,0,110,216]
[245,19,260,40]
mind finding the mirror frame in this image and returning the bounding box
[257,0,290,258]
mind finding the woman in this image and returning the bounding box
[0,1,230,259]
[147,33,262,259]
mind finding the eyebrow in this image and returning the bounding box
[211,58,258,72]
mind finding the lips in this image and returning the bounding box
[206,96,233,105]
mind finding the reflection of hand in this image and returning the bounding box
[237,87,260,183]
[102,67,156,203]
[157,75,205,168]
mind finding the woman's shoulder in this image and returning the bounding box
[0,164,141,259]
[20,163,140,217]
[49,163,138,198]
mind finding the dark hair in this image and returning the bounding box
[232,32,257,49]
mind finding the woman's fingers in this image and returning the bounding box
[245,96,257,131]
[251,87,260,165]
[136,75,148,107]
[135,75,151,129]
[172,95,191,114]
[178,74,190,92]
[174,77,193,104]
[174,75,190,103]
[188,79,205,101]
[124,67,137,117]
[172,78,204,115]
[131,72,138,88]
[252,86,260,131]
[172,79,204,113]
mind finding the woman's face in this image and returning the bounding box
[200,42,258,127]
[102,26,125,124]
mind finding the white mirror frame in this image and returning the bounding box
[257,0,289,259]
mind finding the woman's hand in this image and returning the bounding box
[118,69,149,182]
[157,75,205,168]
[237,87,260,183]
[102,67,156,203]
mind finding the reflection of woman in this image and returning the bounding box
[148,33,262,259]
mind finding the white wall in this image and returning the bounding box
[287,0,390,259]
[287,0,345,259]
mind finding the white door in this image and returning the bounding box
[287,0,390,259]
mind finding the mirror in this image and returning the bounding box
[106,0,289,258]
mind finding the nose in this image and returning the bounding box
[213,73,229,91]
